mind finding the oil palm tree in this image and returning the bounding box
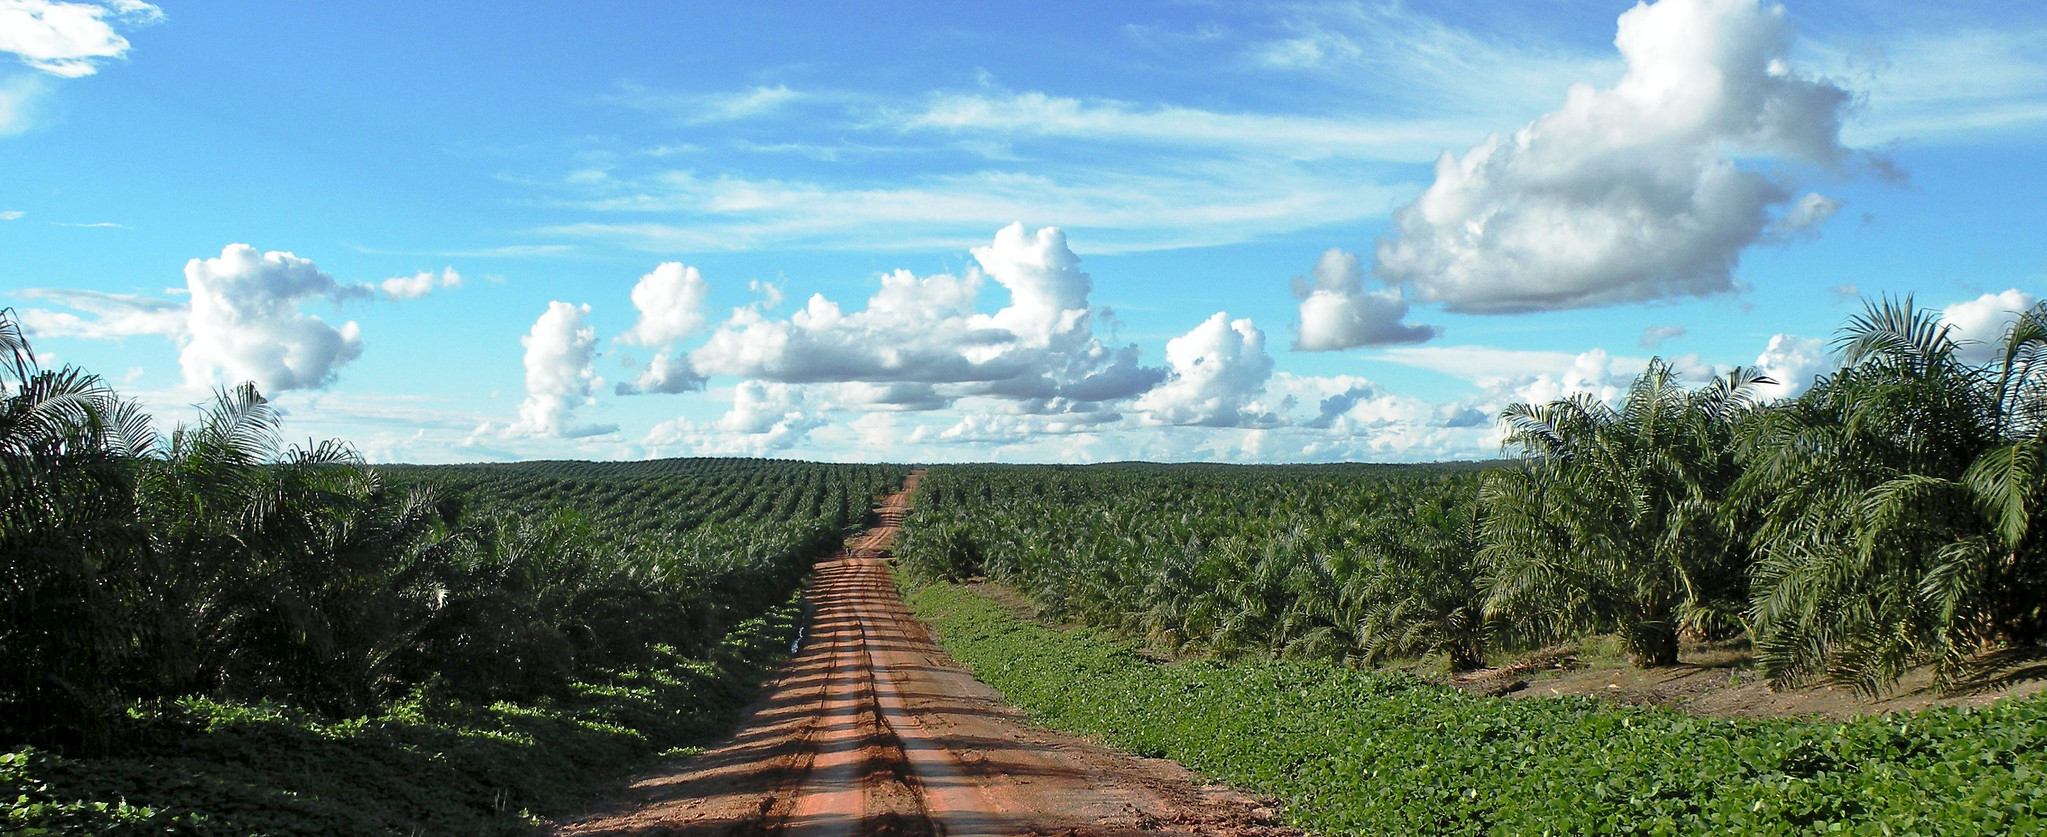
[1739,297,2047,693]
[132,383,450,712]
[0,309,155,749]
[1483,360,1771,667]
[1353,492,1489,671]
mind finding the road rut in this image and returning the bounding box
[558,474,1293,837]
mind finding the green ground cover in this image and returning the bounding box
[905,580,2047,836]
[3,595,799,836]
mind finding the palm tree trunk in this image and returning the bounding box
[1448,640,1485,672]
[1627,610,1680,668]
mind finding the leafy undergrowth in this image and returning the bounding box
[2,596,800,836]
[905,581,2047,836]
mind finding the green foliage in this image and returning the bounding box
[1738,298,2047,693]
[0,309,906,831]
[378,457,898,549]
[0,310,157,754]
[896,462,1494,666]
[899,298,2047,695]
[1483,360,1769,666]
[1352,491,1489,670]
[0,306,903,748]
[2,597,802,836]
[908,580,2047,836]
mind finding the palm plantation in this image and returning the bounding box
[0,309,894,751]
[10,299,2047,833]
[900,299,2047,694]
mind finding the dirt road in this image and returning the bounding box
[559,473,1291,837]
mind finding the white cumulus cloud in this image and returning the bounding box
[614,262,711,396]
[1942,289,2038,365]
[1502,347,1636,406]
[0,0,160,78]
[1375,0,1857,314]
[643,380,822,456]
[971,223,1091,348]
[689,223,1162,413]
[508,301,615,438]
[715,380,813,435]
[1752,333,1830,400]
[618,350,706,395]
[1136,312,1276,427]
[621,262,710,347]
[1291,248,1436,351]
[16,245,465,393]
[692,269,987,383]
[1380,344,1655,408]
[1273,373,1499,460]
[379,266,461,299]
[179,244,368,392]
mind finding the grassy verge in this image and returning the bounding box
[2,595,801,836]
[904,580,2047,836]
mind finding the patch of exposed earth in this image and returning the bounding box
[557,475,1292,837]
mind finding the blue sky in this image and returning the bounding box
[2,0,2043,463]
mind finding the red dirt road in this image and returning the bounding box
[558,474,1291,837]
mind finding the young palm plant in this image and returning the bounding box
[1353,492,1489,671]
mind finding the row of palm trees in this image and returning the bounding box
[898,465,1490,668]
[382,458,896,547]
[0,311,857,753]
[1497,298,2046,691]
[901,298,2047,694]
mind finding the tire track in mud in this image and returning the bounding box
[558,473,1292,837]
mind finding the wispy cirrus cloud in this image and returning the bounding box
[531,3,2047,266]
[351,243,577,259]
[1242,1,1621,117]
[14,287,184,339]
[0,73,39,134]
[547,7,1624,257]
[1811,25,2047,142]
[604,81,805,123]
[537,163,1415,254]
[885,90,1485,162]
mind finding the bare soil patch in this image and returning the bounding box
[555,477,1292,837]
